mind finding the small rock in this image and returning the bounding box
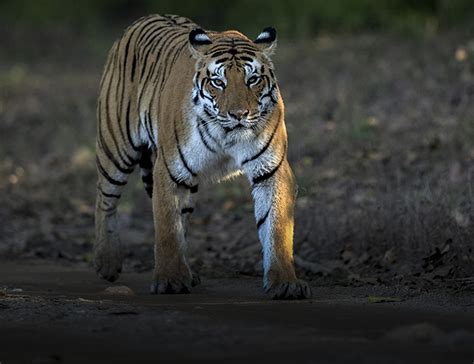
[10,288,23,293]
[104,286,134,296]
[0,288,7,296]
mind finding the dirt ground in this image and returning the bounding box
[0,261,473,364]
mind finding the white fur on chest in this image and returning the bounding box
[175,117,244,184]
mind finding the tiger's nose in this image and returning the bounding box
[228,109,249,121]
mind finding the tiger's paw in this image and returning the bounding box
[94,247,123,282]
[150,278,192,294]
[265,279,312,300]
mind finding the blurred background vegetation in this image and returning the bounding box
[1,0,474,37]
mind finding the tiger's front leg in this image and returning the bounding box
[149,151,194,294]
[252,158,311,299]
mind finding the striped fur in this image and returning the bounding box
[94,14,310,299]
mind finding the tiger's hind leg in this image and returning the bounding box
[94,145,137,282]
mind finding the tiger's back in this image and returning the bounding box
[97,14,197,196]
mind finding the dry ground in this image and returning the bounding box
[0,261,473,363]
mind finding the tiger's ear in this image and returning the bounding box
[254,27,277,56]
[189,28,212,58]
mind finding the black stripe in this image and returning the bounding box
[139,147,154,169]
[98,186,121,199]
[145,32,187,113]
[200,118,220,146]
[160,145,197,191]
[175,123,197,176]
[238,56,254,62]
[140,28,168,85]
[203,108,214,119]
[157,40,188,95]
[139,27,176,82]
[125,101,140,152]
[130,54,137,81]
[136,19,168,49]
[242,119,280,165]
[237,49,257,56]
[121,30,139,143]
[181,207,194,214]
[98,122,134,174]
[150,33,188,108]
[260,84,276,100]
[143,112,156,147]
[96,156,127,186]
[141,23,170,50]
[208,50,229,58]
[210,48,257,57]
[112,39,139,166]
[140,27,177,81]
[215,57,230,64]
[257,208,270,229]
[252,148,286,184]
[196,121,217,153]
[102,53,136,167]
[142,173,153,184]
[99,205,116,213]
[145,185,153,198]
[115,37,124,113]
[260,84,278,105]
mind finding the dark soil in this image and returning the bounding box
[0,261,473,363]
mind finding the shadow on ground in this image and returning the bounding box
[0,261,473,363]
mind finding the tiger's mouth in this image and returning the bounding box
[216,112,260,131]
[222,123,247,132]
[218,117,256,132]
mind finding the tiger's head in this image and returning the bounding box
[189,27,279,132]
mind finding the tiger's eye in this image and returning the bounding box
[211,79,225,88]
[247,75,260,86]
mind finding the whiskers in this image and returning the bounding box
[199,107,273,138]
[199,116,217,126]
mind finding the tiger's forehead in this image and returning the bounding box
[208,57,261,77]
[207,36,260,56]
[203,36,263,69]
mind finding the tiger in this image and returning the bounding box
[94,14,311,299]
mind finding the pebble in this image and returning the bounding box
[104,286,134,296]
